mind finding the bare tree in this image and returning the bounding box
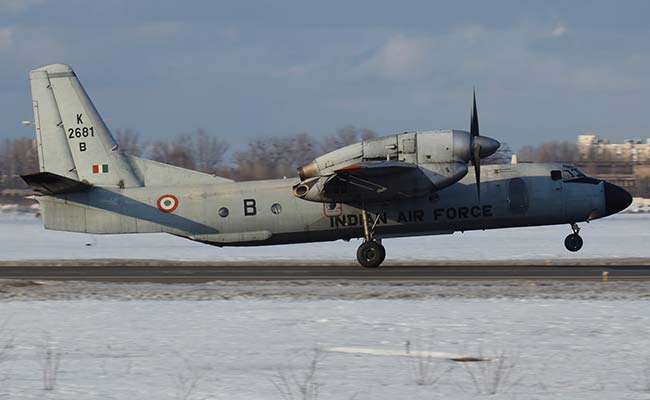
[0,138,39,189]
[192,129,229,174]
[320,126,377,153]
[150,130,228,173]
[483,142,513,165]
[0,126,382,189]
[232,133,320,180]
[150,134,196,170]
[114,129,145,156]
[518,141,579,163]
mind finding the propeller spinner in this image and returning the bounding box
[469,90,500,201]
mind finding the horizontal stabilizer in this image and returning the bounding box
[21,172,92,195]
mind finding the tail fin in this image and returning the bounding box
[29,64,142,188]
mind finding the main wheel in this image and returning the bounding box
[356,241,386,268]
[564,233,583,252]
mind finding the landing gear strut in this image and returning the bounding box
[564,223,583,252]
[356,205,386,268]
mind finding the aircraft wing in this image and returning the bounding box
[318,160,433,201]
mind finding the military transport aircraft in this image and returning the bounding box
[22,64,632,267]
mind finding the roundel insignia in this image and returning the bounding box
[157,194,179,213]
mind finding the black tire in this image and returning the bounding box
[564,233,583,252]
[356,241,386,268]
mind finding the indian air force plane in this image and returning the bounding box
[21,64,632,268]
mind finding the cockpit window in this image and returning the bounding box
[572,167,585,177]
[562,169,576,180]
[561,166,585,181]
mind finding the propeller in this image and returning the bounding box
[469,90,500,202]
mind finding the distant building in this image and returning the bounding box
[577,134,650,162]
[575,134,650,197]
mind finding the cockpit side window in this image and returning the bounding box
[561,165,586,181]
[571,167,585,177]
[562,169,576,180]
[551,170,562,180]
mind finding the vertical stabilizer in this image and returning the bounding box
[29,64,142,188]
[29,69,78,180]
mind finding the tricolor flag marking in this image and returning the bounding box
[92,164,109,174]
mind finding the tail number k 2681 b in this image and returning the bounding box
[68,126,95,138]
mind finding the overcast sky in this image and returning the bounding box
[2,0,650,150]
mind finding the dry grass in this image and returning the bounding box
[38,340,61,391]
[404,340,455,387]
[272,348,324,400]
[463,349,518,395]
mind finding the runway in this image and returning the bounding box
[1,259,650,282]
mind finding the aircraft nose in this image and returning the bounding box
[476,136,500,158]
[604,182,632,216]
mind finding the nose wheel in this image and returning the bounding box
[564,223,583,252]
[356,204,386,268]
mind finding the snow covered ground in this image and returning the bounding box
[1,292,650,399]
[2,213,650,262]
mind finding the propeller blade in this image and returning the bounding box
[471,89,481,201]
[473,140,481,201]
[470,89,479,138]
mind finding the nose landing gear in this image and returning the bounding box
[356,205,386,268]
[564,223,583,252]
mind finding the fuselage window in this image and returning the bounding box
[271,203,282,215]
[551,170,562,180]
[218,207,229,218]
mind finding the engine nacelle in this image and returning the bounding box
[293,129,501,202]
[293,129,500,202]
[299,130,483,178]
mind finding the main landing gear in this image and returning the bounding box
[356,206,386,268]
[564,223,583,252]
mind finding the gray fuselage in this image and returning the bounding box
[38,163,608,247]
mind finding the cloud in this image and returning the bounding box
[0,27,14,49]
[551,22,568,38]
[0,25,65,74]
[272,64,309,79]
[352,22,636,94]
[356,34,433,80]
[134,21,184,39]
[0,0,43,14]
[354,26,490,81]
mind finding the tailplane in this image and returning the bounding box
[21,172,92,195]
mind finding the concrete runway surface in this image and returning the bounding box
[1,259,650,282]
